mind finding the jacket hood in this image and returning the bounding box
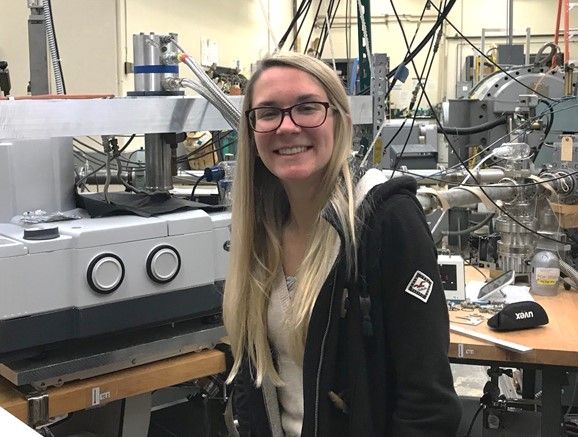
[355,168,418,209]
[322,169,418,242]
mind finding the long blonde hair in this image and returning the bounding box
[223,52,357,386]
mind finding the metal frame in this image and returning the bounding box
[0,95,372,140]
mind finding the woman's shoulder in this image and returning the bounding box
[357,171,418,216]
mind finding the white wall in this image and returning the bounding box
[0,0,293,96]
[0,0,576,107]
[1,0,119,96]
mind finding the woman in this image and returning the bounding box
[223,52,461,436]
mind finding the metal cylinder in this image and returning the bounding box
[132,33,180,95]
[495,213,536,274]
[145,134,173,192]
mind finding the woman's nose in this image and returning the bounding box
[276,112,301,133]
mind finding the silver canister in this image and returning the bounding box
[132,32,179,94]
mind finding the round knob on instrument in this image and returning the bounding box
[146,245,181,283]
[87,253,125,294]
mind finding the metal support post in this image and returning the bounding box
[541,367,563,437]
[120,392,152,437]
[27,1,49,95]
[356,0,372,93]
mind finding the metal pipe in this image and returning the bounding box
[144,133,173,192]
[560,259,578,288]
[525,27,531,65]
[442,168,506,184]
[417,183,517,214]
[439,184,517,209]
[507,0,514,46]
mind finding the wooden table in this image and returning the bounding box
[0,349,225,429]
[449,268,578,436]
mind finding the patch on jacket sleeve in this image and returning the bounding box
[405,271,433,303]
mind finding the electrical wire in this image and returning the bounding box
[317,0,341,60]
[383,3,574,246]
[412,72,572,246]
[438,117,508,136]
[190,174,206,201]
[75,135,136,188]
[356,0,446,176]
[176,131,234,164]
[73,138,144,168]
[465,404,484,437]
[428,94,578,180]
[386,0,457,81]
[278,0,310,51]
[290,0,313,51]
[389,0,444,179]
[464,261,489,280]
[304,0,324,55]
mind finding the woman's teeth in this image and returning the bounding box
[277,146,308,155]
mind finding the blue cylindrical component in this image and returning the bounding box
[132,32,180,95]
[204,165,225,182]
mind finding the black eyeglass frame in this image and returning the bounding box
[245,101,333,133]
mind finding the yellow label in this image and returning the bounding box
[535,267,560,286]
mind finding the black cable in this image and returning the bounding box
[190,174,206,201]
[464,261,489,280]
[465,404,484,437]
[428,1,558,102]
[317,0,341,58]
[193,144,231,160]
[315,0,330,58]
[376,0,446,113]
[75,134,137,187]
[431,98,575,178]
[358,0,443,171]
[389,0,442,179]
[290,0,313,51]
[176,131,234,164]
[74,137,143,168]
[534,99,555,159]
[387,0,457,80]
[277,0,310,51]
[407,0,433,49]
[405,52,571,246]
[438,117,508,136]
[385,2,571,245]
[304,0,324,55]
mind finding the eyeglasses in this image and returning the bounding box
[245,101,332,133]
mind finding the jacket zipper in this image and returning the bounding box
[314,267,338,437]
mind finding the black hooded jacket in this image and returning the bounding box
[233,175,462,436]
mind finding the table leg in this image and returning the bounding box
[120,392,152,437]
[522,369,536,399]
[541,367,563,437]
